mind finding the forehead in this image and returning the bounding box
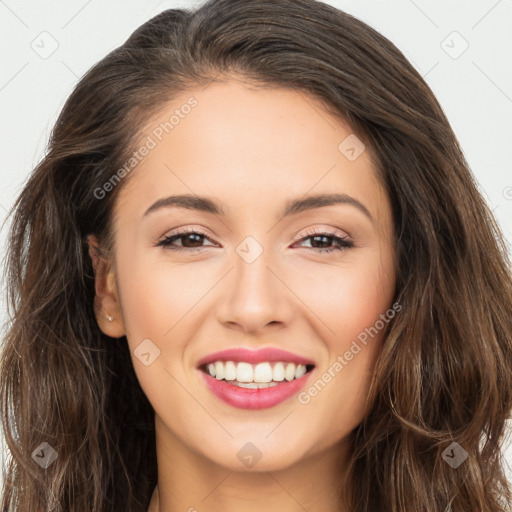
[115,79,389,224]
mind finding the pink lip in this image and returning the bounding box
[199,370,314,410]
[196,347,315,367]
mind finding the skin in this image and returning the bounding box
[88,77,396,512]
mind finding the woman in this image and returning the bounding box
[1,0,511,510]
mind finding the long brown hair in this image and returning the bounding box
[1,0,511,510]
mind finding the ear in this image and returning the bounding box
[87,234,126,338]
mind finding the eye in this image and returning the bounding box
[156,227,354,254]
[293,228,354,253]
[156,227,217,251]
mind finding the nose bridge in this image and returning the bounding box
[216,235,292,332]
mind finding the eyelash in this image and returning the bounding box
[156,227,354,254]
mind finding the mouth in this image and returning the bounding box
[196,348,316,409]
[199,361,315,388]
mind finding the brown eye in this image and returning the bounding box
[294,230,354,254]
[157,229,216,251]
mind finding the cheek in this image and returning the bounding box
[115,249,218,389]
[115,244,204,340]
[300,255,393,344]
[299,252,393,418]
[114,253,198,419]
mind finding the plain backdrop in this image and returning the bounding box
[0,0,511,493]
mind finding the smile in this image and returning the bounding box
[202,361,312,387]
[197,347,315,409]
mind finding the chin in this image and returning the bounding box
[196,435,313,473]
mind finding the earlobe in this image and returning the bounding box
[87,235,126,338]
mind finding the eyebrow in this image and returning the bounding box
[143,193,373,223]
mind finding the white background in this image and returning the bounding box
[0,0,511,492]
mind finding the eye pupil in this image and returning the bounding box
[311,235,330,248]
[182,233,203,247]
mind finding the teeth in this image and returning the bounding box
[204,361,310,384]
[236,362,253,382]
[231,381,280,389]
[254,362,273,383]
[224,361,237,381]
[295,364,307,379]
[285,363,296,381]
[272,362,285,381]
[214,361,224,380]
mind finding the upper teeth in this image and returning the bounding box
[206,361,308,382]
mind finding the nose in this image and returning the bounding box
[215,242,295,335]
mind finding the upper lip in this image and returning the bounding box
[196,347,315,368]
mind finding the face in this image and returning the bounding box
[90,77,396,472]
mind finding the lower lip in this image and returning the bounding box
[199,370,314,410]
